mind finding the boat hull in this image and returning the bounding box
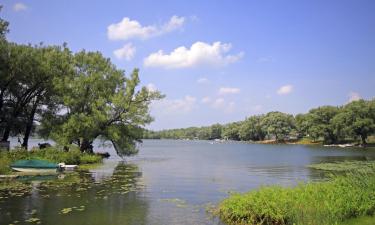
[11,167,57,173]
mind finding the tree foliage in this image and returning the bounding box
[145,100,375,145]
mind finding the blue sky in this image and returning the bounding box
[2,0,375,130]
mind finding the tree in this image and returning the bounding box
[305,106,340,144]
[209,124,222,140]
[239,115,266,141]
[41,50,162,157]
[295,113,309,138]
[261,111,295,141]
[222,122,241,140]
[333,100,375,145]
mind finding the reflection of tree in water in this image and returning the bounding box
[0,162,149,225]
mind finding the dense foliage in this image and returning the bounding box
[145,99,375,145]
[0,13,162,156]
[216,173,375,225]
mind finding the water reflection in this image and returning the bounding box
[2,140,375,225]
[0,162,149,225]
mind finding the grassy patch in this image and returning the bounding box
[0,146,102,174]
[308,161,375,173]
[341,215,375,225]
[216,174,375,225]
[293,137,322,145]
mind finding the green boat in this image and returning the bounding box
[11,159,58,173]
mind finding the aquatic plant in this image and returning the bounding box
[216,173,375,225]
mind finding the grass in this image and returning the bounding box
[341,215,375,225]
[0,146,102,174]
[216,173,375,225]
[292,137,322,145]
[308,161,375,173]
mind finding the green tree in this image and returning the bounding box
[222,122,241,140]
[41,51,162,157]
[333,100,375,145]
[239,115,266,141]
[305,106,339,144]
[261,111,295,141]
[210,124,222,140]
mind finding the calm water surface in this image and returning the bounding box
[1,139,375,225]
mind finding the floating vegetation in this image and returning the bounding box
[308,160,375,173]
[24,217,41,223]
[60,207,73,214]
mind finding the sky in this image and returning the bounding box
[2,0,375,130]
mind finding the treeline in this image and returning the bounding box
[144,99,375,145]
[0,12,162,157]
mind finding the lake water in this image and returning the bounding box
[1,139,375,225]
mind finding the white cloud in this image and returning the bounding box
[348,91,362,103]
[211,98,235,113]
[197,77,209,84]
[212,98,225,108]
[144,41,243,69]
[219,87,240,95]
[107,15,185,41]
[162,15,185,32]
[146,83,157,92]
[151,95,196,114]
[113,43,136,61]
[277,85,293,95]
[201,96,211,104]
[13,3,27,12]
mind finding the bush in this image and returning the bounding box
[217,173,375,225]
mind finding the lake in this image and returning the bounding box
[1,139,375,225]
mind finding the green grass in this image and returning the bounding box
[216,174,375,225]
[0,146,102,174]
[308,161,375,173]
[341,215,375,225]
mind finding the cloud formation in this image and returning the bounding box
[277,84,293,95]
[197,77,209,84]
[113,43,136,61]
[201,96,211,104]
[13,3,27,12]
[219,87,240,95]
[144,41,243,69]
[107,15,185,41]
[348,91,362,103]
[151,95,196,114]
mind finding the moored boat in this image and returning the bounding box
[11,159,58,173]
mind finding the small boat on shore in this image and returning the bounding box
[11,159,58,173]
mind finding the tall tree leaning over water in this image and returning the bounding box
[0,11,163,156]
[39,50,163,157]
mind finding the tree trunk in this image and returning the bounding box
[1,124,10,142]
[361,135,367,146]
[80,139,93,153]
[21,99,39,149]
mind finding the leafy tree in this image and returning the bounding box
[333,100,375,145]
[210,124,222,140]
[239,115,266,141]
[222,122,241,140]
[305,106,339,144]
[41,51,162,157]
[261,111,295,141]
[0,6,8,40]
[295,113,309,138]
